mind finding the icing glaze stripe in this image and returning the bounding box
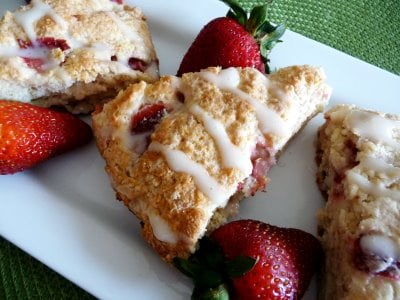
[148,142,234,208]
[189,104,253,175]
[347,170,399,200]
[200,68,289,137]
[148,213,178,244]
[346,110,400,150]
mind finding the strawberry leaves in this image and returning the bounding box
[222,0,247,26]
[175,220,322,299]
[222,0,285,73]
[174,237,256,300]
[177,0,285,76]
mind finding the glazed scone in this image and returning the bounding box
[317,105,400,299]
[93,65,331,262]
[0,0,159,113]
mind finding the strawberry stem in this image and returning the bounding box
[174,237,256,300]
[220,0,286,73]
[221,0,247,26]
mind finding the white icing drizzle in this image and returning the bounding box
[105,11,142,44]
[170,76,182,91]
[13,0,83,48]
[360,234,400,261]
[347,171,399,199]
[235,89,290,137]
[189,104,252,175]
[148,142,234,208]
[127,131,151,155]
[89,43,114,60]
[148,213,178,244]
[200,68,289,137]
[14,0,54,43]
[0,45,49,60]
[346,110,400,150]
[345,109,400,199]
[361,156,400,178]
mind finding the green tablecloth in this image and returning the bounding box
[1,0,399,299]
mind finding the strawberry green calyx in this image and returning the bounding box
[173,237,256,300]
[220,0,285,73]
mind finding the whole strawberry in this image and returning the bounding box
[174,220,322,300]
[0,100,92,175]
[177,0,285,76]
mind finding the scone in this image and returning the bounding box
[0,0,159,113]
[93,65,331,262]
[317,105,400,299]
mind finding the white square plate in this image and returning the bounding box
[0,1,399,299]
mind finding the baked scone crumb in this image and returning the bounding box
[0,0,159,113]
[317,104,400,300]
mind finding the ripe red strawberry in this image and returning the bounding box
[131,102,166,133]
[177,0,285,76]
[174,219,322,300]
[0,100,92,175]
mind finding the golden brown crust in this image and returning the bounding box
[93,65,331,262]
[0,0,158,113]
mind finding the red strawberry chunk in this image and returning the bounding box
[111,0,123,4]
[0,100,92,175]
[250,142,276,193]
[128,57,147,72]
[354,235,400,280]
[22,57,45,72]
[18,37,70,51]
[131,103,166,134]
[37,37,70,51]
[17,37,70,71]
[17,38,33,49]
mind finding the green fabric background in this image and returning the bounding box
[1,0,399,299]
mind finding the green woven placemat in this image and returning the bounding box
[1,0,399,299]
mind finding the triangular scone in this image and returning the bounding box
[317,105,400,299]
[93,65,331,262]
[0,0,158,113]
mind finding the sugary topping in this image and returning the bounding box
[347,160,400,199]
[14,0,66,43]
[189,104,253,176]
[1,0,152,74]
[200,68,290,140]
[142,67,327,245]
[346,110,400,150]
[356,234,400,278]
[344,110,400,200]
[347,111,400,149]
[148,142,236,213]
[145,69,301,238]
[148,213,178,244]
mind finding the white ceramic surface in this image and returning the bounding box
[0,1,399,299]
